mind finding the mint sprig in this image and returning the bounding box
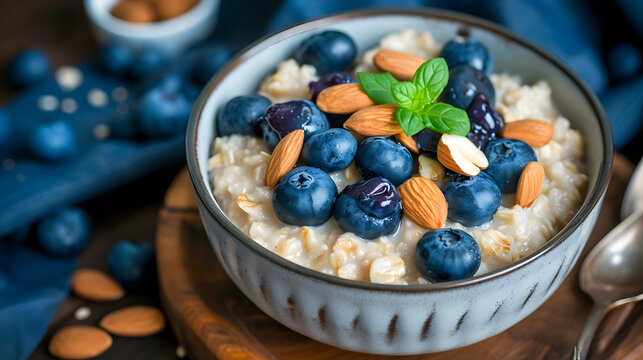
[358,57,470,137]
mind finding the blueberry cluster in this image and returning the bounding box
[216,31,541,283]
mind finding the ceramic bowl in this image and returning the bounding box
[186,9,613,355]
[84,0,219,56]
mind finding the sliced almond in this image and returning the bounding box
[264,129,304,188]
[343,104,401,136]
[373,49,426,81]
[395,132,419,154]
[516,162,544,207]
[100,306,166,337]
[316,83,376,114]
[49,325,112,359]
[500,119,554,147]
[437,134,489,176]
[71,268,125,302]
[398,177,447,229]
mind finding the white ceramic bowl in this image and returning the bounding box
[186,9,613,355]
[84,0,219,56]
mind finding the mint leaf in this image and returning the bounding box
[391,82,418,109]
[419,102,470,136]
[357,72,398,104]
[395,107,425,136]
[412,58,449,102]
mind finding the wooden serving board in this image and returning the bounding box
[156,155,643,360]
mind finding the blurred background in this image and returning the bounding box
[0,0,641,359]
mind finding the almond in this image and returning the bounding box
[395,132,419,154]
[343,104,401,136]
[398,177,447,229]
[49,325,112,359]
[500,119,554,147]
[264,129,304,188]
[437,134,489,176]
[516,161,544,207]
[71,268,125,302]
[111,0,156,23]
[373,49,426,81]
[316,83,376,114]
[100,306,166,337]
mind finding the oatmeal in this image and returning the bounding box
[209,29,587,284]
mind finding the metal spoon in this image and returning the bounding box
[573,158,643,360]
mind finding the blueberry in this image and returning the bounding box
[130,47,167,78]
[9,48,50,87]
[309,72,357,102]
[272,166,337,226]
[218,95,271,136]
[260,100,329,149]
[137,85,193,137]
[441,65,495,110]
[37,208,91,257]
[108,240,154,288]
[412,129,441,157]
[414,228,481,282]
[484,138,537,193]
[295,30,357,74]
[443,172,501,227]
[100,43,134,76]
[334,177,402,240]
[190,44,233,86]
[466,93,504,150]
[29,120,77,162]
[440,37,493,74]
[302,128,357,172]
[355,136,413,186]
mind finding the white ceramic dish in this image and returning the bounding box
[84,0,219,56]
[186,9,613,355]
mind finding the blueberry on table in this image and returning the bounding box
[218,95,271,136]
[414,228,481,282]
[130,47,167,79]
[309,72,357,102]
[440,37,493,74]
[190,44,232,86]
[137,85,193,137]
[443,172,502,227]
[295,30,357,74]
[302,128,357,173]
[355,136,413,186]
[413,128,442,157]
[484,138,537,193]
[334,177,402,240]
[29,120,77,162]
[441,65,495,110]
[9,48,50,87]
[100,43,134,76]
[466,93,504,150]
[272,166,337,226]
[37,208,91,257]
[108,240,154,288]
[260,100,329,149]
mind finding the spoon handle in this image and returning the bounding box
[572,304,608,360]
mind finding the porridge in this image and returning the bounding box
[209,29,587,285]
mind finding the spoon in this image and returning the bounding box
[572,158,643,360]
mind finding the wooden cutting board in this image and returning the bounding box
[155,155,643,360]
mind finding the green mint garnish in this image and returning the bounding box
[358,57,470,137]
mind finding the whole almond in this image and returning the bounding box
[49,325,112,359]
[437,134,489,176]
[343,104,401,136]
[501,119,554,147]
[100,306,166,337]
[398,177,447,229]
[71,268,125,302]
[111,0,156,23]
[264,129,304,188]
[373,49,426,81]
[395,132,419,154]
[516,162,545,207]
[316,83,376,114]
